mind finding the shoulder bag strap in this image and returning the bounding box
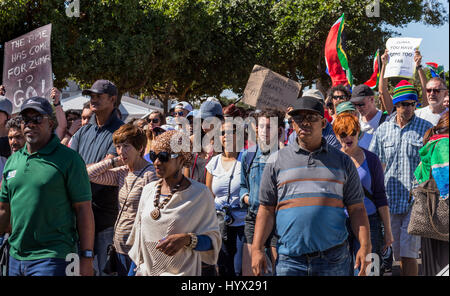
[227,160,238,204]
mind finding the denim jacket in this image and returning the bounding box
[239,146,273,215]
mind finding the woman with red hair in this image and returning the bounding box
[333,113,394,275]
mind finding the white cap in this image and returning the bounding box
[174,101,193,112]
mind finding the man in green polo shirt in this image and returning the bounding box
[0,97,95,276]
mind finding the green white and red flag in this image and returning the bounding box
[364,50,381,90]
[324,13,353,87]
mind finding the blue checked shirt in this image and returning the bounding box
[369,114,433,214]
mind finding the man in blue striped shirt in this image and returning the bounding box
[252,96,371,276]
[369,80,433,276]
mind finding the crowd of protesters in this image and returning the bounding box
[0,48,448,277]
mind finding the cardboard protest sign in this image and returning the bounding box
[242,65,302,112]
[2,24,53,114]
[384,37,422,79]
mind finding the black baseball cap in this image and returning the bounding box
[20,96,53,116]
[288,96,324,117]
[82,79,118,96]
[350,84,374,103]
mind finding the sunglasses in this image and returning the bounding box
[353,103,365,107]
[19,114,48,125]
[148,118,160,124]
[398,101,416,107]
[339,131,357,138]
[292,113,322,123]
[332,95,347,100]
[426,88,446,94]
[149,151,179,163]
[174,111,184,117]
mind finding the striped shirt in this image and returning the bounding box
[87,159,157,254]
[369,114,433,214]
[259,138,363,256]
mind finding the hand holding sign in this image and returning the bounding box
[383,37,422,79]
[414,50,422,68]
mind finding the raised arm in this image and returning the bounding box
[379,49,394,114]
[415,50,428,107]
[51,87,67,140]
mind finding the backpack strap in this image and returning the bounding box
[244,147,258,175]
[378,112,388,126]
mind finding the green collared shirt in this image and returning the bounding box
[0,135,92,260]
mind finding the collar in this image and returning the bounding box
[291,137,328,154]
[90,108,120,128]
[21,134,60,156]
[391,112,417,128]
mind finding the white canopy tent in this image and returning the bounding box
[61,93,163,122]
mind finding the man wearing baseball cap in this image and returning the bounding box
[287,89,341,150]
[350,84,389,150]
[252,96,371,276]
[0,97,95,276]
[71,79,124,275]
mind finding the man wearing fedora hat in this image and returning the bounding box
[252,96,371,276]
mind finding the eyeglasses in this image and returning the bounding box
[149,151,179,163]
[292,113,322,123]
[332,95,347,100]
[19,114,48,125]
[338,131,357,138]
[426,88,446,94]
[174,111,184,117]
[398,101,416,107]
[353,103,365,107]
[148,118,160,124]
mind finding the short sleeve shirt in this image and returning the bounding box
[0,135,92,260]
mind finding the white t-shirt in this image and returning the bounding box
[358,110,385,150]
[205,154,245,226]
[415,106,448,126]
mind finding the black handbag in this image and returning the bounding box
[0,235,10,276]
[103,165,150,275]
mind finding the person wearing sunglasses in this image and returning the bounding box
[369,81,433,276]
[415,77,448,126]
[333,113,393,276]
[143,111,166,162]
[87,123,157,275]
[127,130,220,276]
[205,113,246,276]
[252,97,371,276]
[327,84,351,122]
[0,97,95,276]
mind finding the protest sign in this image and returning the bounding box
[2,24,53,114]
[242,65,302,112]
[384,37,422,79]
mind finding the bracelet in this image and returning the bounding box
[53,101,61,107]
[417,64,422,69]
[110,158,115,168]
[186,233,198,249]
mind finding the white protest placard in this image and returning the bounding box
[2,24,53,114]
[384,37,422,79]
[242,65,302,112]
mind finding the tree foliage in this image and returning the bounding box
[0,0,447,111]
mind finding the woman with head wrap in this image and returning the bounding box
[127,130,221,276]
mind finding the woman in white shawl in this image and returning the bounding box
[127,130,221,276]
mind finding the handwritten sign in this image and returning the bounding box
[2,24,53,114]
[242,65,302,112]
[384,37,422,79]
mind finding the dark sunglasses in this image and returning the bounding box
[292,113,322,123]
[398,101,416,107]
[426,88,445,94]
[19,114,47,125]
[353,103,365,107]
[332,95,347,100]
[148,118,160,124]
[174,111,184,117]
[339,131,357,138]
[149,151,179,163]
